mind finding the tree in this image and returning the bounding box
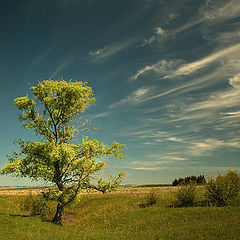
[0,79,126,225]
[172,175,206,186]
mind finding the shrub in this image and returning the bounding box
[139,190,157,208]
[21,192,50,219]
[174,184,196,207]
[205,170,240,206]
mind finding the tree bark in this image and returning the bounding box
[51,203,64,225]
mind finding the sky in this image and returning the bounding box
[0,0,240,186]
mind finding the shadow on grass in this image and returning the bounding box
[0,212,32,218]
[9,214,31,218]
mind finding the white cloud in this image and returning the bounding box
[109,87,150,108]
[131,43,240,81]
[139,0,240,51]
[201,0,240,23]
[229,73,240,88]
[130,59,183,80]
[155,27,165,35]
[170,157,186,161]
[127,155,187,170]
[140,26,165,47]
[132,160,163,166]
[207,30,240,44]
[146,68,222,102]
[167,137,184,142]
[165,43,240,78]
[140,36,156,47]
[89,38,137,62]
[220,111,240,117]
[89,49,103,56]
[189,138,240,156]
[146,155,186,162]
[89,112,109,119]
[185,87,240,113]
[124,167,160,171]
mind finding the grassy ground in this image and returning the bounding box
[0,188,239,240]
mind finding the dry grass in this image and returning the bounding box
[0,186,178,196]
[0,186,239,239]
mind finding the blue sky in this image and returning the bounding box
[0,0,240,185]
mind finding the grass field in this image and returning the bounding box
[0,187,239,240]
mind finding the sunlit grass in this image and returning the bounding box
[0,188,239,239]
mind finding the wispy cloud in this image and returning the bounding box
[130,59,183,81]
[140,0,240,52]
[89,112,109,119]
[185,88,240,114]
[229,73,240,88]
[50,55,75,79]
[89,38,137,62]
[204,29,240,44]
[123,166,161,171]
[140,36,156,47]
[220,111,240,118]
[32,47,52,66]
[155,27,165,35]
[165,43,240,78]
[140,26,165,47]
[133,0,240,80]
[167,137,184,143]
[145,155,186,162]
[189,138,240,156]
[131,43,240,82]
[201,0,240,23]
[145,68,222,101]
[127,155,187,171]
[109,87,150,108]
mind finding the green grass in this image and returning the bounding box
[0,189,239,239]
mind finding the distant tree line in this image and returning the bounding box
[172,175,206,186]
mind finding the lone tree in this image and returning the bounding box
[0,79,126,225]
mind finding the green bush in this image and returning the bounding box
[139,190,157,208]
[21,192,50,219]
[174,184,196,207]
[205,170,240,206]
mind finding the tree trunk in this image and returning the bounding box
[51,203,64,225]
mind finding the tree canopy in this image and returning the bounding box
[0,79,126,225]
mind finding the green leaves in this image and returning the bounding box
[1,79,126,223]
[14,79,95,142]
[31,79,95,124]
[14,95,36,110]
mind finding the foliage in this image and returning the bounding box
[174,184,196,207]
[0,79,126,225]
[21,192,50,220]
[138,190,157,208]
[172,175,206,186]
[205,170,240,206]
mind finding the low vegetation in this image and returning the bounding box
[0,170,239,239]
[20,192,50,220]
[205,170,240,206]
[173,184,197,207]
[0,185,239,240]
[138,190,157,208]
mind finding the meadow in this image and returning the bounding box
[0,187,239,240]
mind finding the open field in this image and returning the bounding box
[0,186,177,195]
[0,187,239,240]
